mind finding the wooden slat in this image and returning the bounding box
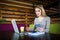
[0,0,33,6]
[2,14,25,19]
[27,14,35,15]
[0,2,33,9]
[27,21,34,24]
[1,21,26,24]
[1,9,26,13]
[1,10,26,15]
[46,9,58,13]
[2,22,11,24]
[2,13,25,16]
[10,0,32,5]
[1,6,18,10]
[2,15,20,17]
[51,18,60,20]
[27,16,35,18]
[3,18,26,21]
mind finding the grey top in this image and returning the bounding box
[34,16,50,33]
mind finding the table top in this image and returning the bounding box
[0,31,60,40]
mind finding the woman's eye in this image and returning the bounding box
[38,10,40,12]
[35,10,40,12]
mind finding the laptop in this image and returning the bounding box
[11,19,19,34]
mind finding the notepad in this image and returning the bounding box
[27,32,45,36]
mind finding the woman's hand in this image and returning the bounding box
[26,27,34,31]
[36,27,44,32]
[26,27,29,31]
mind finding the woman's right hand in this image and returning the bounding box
[26,27,29,31]
[26,27,34,31]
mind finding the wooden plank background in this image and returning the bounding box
[0,0,60,26]
[0,1,35,26]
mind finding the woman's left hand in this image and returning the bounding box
[36,27,44,32]
[39,27,44,32]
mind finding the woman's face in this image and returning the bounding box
[35,8,41,17]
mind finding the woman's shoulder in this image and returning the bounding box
[45,16,50,19]
[45,16,50,21]
[34,17,38,20]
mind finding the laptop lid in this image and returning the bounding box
[11,19,19,33]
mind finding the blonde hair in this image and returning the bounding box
[35,5,47,17]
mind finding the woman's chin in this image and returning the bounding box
[37,16,40,17]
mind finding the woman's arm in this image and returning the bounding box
[35,27,44,32]
[45,17,50,33]
[26,18,36,31]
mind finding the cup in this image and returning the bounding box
[20,26,24,33]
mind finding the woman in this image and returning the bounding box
[34,5,50,33]
[26,5,50,40]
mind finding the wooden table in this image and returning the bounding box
[0,31,60,40]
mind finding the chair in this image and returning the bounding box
[49,23,60,34]
[11,19,19,33]
[29,24,34,29]
[27,24,34,31]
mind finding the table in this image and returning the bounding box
[0,31,60,40]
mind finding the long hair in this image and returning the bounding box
[35,5,47,17]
